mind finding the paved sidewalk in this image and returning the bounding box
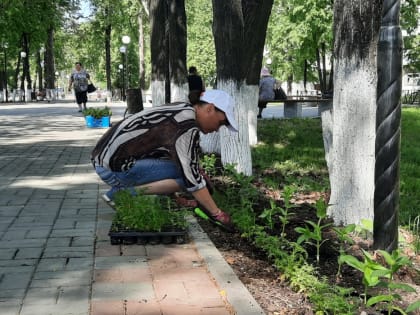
[0,100,264,315]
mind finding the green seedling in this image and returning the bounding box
[113,190,188,232]
[333,224,356,277]
[201,153,217,176]
[295,198,331,263]
[279,185,296,236]
[259,200,281,230]
[355,218,373,239]
[339,249,388,304]
[339,248,419,314]
[366,249,419,315]
[259,185,296,235]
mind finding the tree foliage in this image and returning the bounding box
[1,0,418,94]
[265,0,333,85]
[401,0,420,73]
[264,0,419,89]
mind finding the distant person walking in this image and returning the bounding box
[68,62,90,112]
[258,68,276,118]
[187,66,205,93]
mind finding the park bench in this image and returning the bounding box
[269,96,333,118]
[402,89,419,105]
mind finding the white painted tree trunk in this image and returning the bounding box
[200,132,221,154]
[199,81,256,175]
[326,57,376,225]
[320,106,333,172]
[170,82,188,103]
[12,89,17,102]
[219,79,253,175]
[244,84,259,146]
[151,80,165,107]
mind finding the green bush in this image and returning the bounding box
[83,106,112,118]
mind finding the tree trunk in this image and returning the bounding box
[325,0,382,225]
[44,26,56,101]
[150,0,168,106]
[328,56,334,91]
[150,0,187,105]
[321,42,327,92]
[207,0,273,175]
[14,52,21,93]
[168,0,188,102]
[37,50,43,91]
[138,11,146,89]
[316,48,324,92]
[22,33,32,99]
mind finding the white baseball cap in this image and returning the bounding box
[200,89,238,132]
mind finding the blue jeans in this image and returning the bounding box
[95,159,186,200]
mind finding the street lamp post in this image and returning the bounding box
[121,35,130,101]
[118,60,125,101]
[119,46,127,101]
[20,51,27,102]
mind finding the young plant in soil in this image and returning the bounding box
[339,248,420,314]
[258,185,296,236]
[333,224,356,277]
[112,190,188,232]
[294,198,332,264]
[198,116,420,314]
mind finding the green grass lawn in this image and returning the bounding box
[400,107,420,225]
[255,107,420,226]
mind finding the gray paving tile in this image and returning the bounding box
[0,239,46,248]
[42,246,93,259]
[14,247,44,260]
[0,299,22,315]
[0,101,267,315]
[0,272,32,290]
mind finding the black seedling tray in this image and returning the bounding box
[108,229,188,245]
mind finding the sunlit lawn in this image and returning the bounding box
[254,107,420,226]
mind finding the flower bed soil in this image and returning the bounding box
[195,183,420,315]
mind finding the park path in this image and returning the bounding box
[0,99,266,315]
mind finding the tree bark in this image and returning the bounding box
[149,0,187,105]
[203,0,273,175]
[22,33,32,95]
[150,0,168,106]
[168,0,188,102]
[44,26,56,100]
[325,0,383,225]
[37,50,43,91]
